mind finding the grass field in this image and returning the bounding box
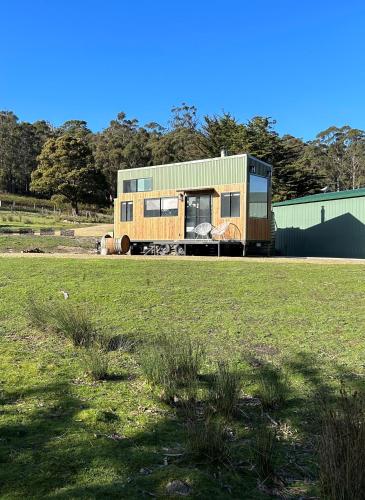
[0,257,364,499]
[0,210,112,232]
[0,235,96,253]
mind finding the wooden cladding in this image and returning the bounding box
[114,182,271,242]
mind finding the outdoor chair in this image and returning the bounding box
[211,222,230,240]
[193,222,213,239]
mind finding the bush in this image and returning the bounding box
[80,346,109,380]
[209,361,241,417]
[318,388,365,500]
[140,335,204,401]
[255,364,290,410]
[27,297,99,347]
[251,421,276,483]
[186,413,229,462]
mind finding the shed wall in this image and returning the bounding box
[273,197,365,258]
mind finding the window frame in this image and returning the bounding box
[220,192,241,218]
[248,174,269,219]
[123,177,152,193]
[121,201,133,222]
[144,196,179,218]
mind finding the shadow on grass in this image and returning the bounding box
[1,352,364,499]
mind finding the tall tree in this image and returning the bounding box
[149,104,202,164]
[93,112,151,198]
[0,111,21,193]
[57,120,92,138]
[31,135,107,212]
[314,126,365,191]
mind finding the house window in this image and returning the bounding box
[121,201,133,221]
[144,198,161,217]
[221,192,240,217]
[123,177,152,193]
[161,197,178,216]
[144,197,178,217]
[249,174,268,218]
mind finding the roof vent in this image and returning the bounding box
[220,148,228,157]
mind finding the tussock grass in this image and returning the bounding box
[255,363,290,410]
[27,296,99,347]
[140,334,204,401]
[208,361,241,417]
[251,421,276,483]
[186,412,230,462]
[318,388,365,500]
[80,346,109,380]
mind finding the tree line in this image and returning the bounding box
[1,105,365,211]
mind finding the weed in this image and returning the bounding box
[208,361,241,417]
[318,388,365,500]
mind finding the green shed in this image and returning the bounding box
[272,188,365,259]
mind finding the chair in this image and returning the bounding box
[193,222,212,239]
[211,222,230,241]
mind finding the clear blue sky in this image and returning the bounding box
[1,0,364,140]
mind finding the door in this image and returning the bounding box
[185,194,212,238]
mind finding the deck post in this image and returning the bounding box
[218,240,221,257]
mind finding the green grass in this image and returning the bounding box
[0,235,95,253]
[0,257,364,498]
[0,209,112,232]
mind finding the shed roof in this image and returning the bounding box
[273,188,365,207]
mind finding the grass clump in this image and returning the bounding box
[27,296,99,347]
[140,334,204,400]
[208,361,241,417]
[255,363,290,410]
[80,346,109,380]
[186,413,230,463]
[318,388,365,500]
[251,421,276,484]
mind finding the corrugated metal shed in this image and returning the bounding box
[273,189,365,258]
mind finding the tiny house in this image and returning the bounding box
[273,188,365,259]
[114,153,272,256]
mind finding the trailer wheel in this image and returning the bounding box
[176,244,185,256]
[158,244,171,255]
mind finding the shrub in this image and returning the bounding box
[318,388,365,500]
[251,421,276,483]
[80,346,109,380]
[209,361,241,417]
[186,413,229,462]
[140,335,204,401]
[255,364,290,410]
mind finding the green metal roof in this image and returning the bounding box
[273,188,365,207]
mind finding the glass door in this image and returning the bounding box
[185,194,212,238]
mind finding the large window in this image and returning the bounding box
[123,177,152,193]
[144,197,178,217]
[249,174,268,218]
[121,201,133,222]
[221,192,240,217]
